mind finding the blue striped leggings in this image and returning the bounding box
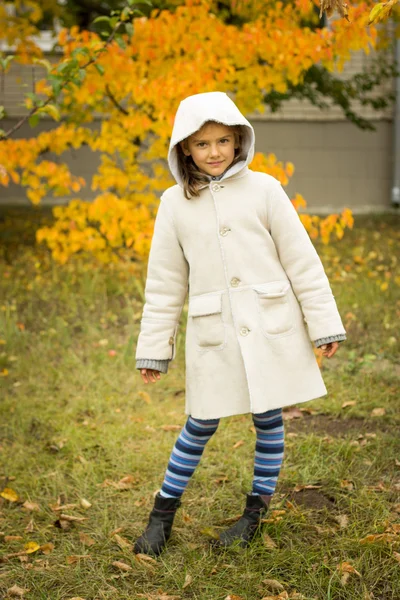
[160,408,284,498]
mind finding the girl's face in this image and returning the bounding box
[181,122,238,177]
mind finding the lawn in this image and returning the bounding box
[0,208,399,600]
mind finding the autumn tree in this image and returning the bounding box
[1,0,395,263]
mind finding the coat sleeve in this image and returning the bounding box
[268,180,346,342]
[135,196,189,361]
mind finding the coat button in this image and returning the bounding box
[240,327,250,336]
[220,227,231,236]
[230,277,240,287]
[168,336,174,345]
[212,184,221,192]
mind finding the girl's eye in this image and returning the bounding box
[197,142,207,148]
[220,138,229,143]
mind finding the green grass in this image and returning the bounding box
[0,209,399,600]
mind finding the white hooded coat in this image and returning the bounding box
[135,92,346,420]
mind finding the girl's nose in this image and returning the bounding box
[209,145,220,157]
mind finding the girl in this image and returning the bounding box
[134,91,346,556]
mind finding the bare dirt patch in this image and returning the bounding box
[287,489,336,510]
[285,414,390,436]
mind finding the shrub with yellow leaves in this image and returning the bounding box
[0,0,375,263]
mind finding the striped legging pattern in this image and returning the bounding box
[159,408,284,499]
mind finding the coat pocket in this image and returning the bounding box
[188,292,225,348]
[253,281,295,338]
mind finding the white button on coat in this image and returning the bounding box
[135,91,346,420]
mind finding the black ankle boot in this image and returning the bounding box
[134,492,182,556]
[217,493,272,548]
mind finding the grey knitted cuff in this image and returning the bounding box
[136,359,169,374]
[314,334,347,348]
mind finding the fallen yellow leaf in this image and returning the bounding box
[293,484,322,492]
[24,541,40,554]
[359,533,397,544]
[66,555,91,564]
[260,592,288,600]
[112,560,132,571]
[135,553,157,565]
[262,533,277,549]
[138,390,152,404]
[160,425,182,431]
[40,542,55,555]
[337,561,361,577]
[79,532,96,546]
[334,514,349,529]
[199,527,219,540]
[0,488,19,502]
[371,407,386,417]
[261,578,285,592]
[100,475,137,490]
[182,573,193,589]
[22,500,40,512]
[342,401,356,408]
[7,585,30,597]
[233,440,244,449]
[340,479,354,491]
[112,533,132,550]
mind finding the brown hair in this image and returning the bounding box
[176,122,246,199]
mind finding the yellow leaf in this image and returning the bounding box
[200,527,220,540]
[79,532,96,546]
[342,401,356,408]
[360,533,397,544]
[0,487,19,502]
[183,573,193,589]
[371,407,386,417]
[137,390,152,404]
[260,593,288,600]
[337,561,361,577]
[263,533,278,549]
[7,585,30,597]
[40,542,55,555]
[112,533,132,550]
[22,500,40,512]
[262,579,285,592]
[40,104,61,122]
[233,440,244,449]
[80,498,92,510]
[112,560,132,571]
[24,541,40,554]
[368,1,396,24]
[66,555,91,564]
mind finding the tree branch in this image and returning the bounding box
[0,10,125,141]
[105,84,129,115]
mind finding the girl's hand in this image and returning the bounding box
[140,368,161,384]
[319,341,339,358]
